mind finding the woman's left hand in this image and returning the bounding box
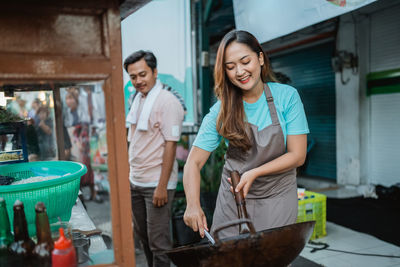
[228,169,258,198]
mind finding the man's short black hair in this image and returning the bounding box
[123,50,157,72]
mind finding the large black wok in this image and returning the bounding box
[166,219,315,267]
[166,171,315,267]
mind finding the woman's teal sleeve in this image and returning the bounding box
[192,101,222,152]
[284,89,309,135]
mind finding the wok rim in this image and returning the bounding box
[166,220,315,255]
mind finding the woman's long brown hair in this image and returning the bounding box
[214,30,277,151]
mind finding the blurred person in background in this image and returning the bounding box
[9,95,28,118]
[28,98,41,125]
[35,106,55,160]
[63,125,72,160]
[64,88,102,203]
[26,118,40,161]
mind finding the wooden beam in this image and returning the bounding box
[103,6,135,267]
[0,54,111,81]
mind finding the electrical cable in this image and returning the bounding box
[306,241,400,259]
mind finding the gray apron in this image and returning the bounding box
[211,84,298,239]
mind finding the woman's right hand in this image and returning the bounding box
[182,146,212,238]
[183,204,208,238]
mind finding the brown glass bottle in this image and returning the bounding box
[32,202,54,267]
[230,171,255,235]
[9,200,35,266]
[0,197,14,266]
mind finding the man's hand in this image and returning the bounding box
[155,141,176,207]
[153,185,168,207]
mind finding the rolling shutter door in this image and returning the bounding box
[370,94,400,186]
[370,4,400,73]
[271,42,336,179]
[369,4,400,186]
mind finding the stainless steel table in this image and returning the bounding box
[69,198,111,265]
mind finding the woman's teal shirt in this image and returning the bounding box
[193,82,310,152]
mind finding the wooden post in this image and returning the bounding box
[53,85,65,160]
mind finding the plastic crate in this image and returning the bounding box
[0,161,86,237]
[297,191,326,240]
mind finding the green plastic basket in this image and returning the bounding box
[0,161,86,237]
[297,191,327,240]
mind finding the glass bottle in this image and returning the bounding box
[9,200,36,266]
[0,197,14,266]
[32,202,54,267]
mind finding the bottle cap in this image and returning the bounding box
[13,200,23,210]
[54,227,72,250]
[35,202,46,212]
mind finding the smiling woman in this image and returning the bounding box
[183,30,309,243]
[223,43,264,97]
[214,30,278,151]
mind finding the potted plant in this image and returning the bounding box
[171,197,201,247]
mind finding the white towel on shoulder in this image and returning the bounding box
[126,79,162,131]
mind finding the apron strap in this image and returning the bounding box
[264,84,280,126]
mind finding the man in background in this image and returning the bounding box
[124,50,184,267]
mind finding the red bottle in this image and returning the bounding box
[51,228,77,267]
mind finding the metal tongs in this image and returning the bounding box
[204,229,216,245]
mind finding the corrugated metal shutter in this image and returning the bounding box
[370,4,400,72]
[369,5,400,186]
[370,93,400,186]
[271,42,336,179]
